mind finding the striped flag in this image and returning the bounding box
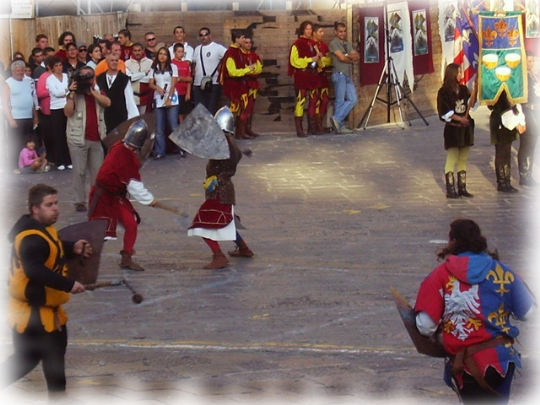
[453,0,482,88]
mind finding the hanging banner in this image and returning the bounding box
[525,0,540,38]
[409,0,434,75]
[478,11,527,105]
[438,0,459,74]
[358,5,385,86]
[387,2,415,92]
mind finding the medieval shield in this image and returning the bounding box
[169,103,230,159]
[391,287,447,358]
[58,220,108,285]
[103,113,156,162]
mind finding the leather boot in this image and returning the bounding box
[204,251,229,269]
[519,157,539,186]
[294,117,306,138]
[228,239,254,258]
[315,114,328,134]
[47,391,86,405]
[307,115,317,135]
[119,250,145,271]
[245,115,260,138]
[457,171,473,197]
[235,117,251,139]
[497,164,518,193]
[445,172,459,199]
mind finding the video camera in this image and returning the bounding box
[71,69,94,94]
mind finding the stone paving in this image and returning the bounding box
[0,107,539,405]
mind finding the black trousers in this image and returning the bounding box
[518,132,538,173]
[1,325,68,392]
[457,364,515,404]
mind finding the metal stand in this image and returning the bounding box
[358,6,428,130]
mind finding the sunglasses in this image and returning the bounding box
[146,37,156,41]
[199,33,209,37]
[78,48,87,52]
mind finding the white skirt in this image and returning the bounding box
[187,205,236,241]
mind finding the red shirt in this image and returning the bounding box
[172,59,191,96]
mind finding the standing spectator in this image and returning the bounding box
[96,52,139,134]
[437,63,477,198]
[117,29,134,62]
[17,135,49,174]
[76,42,88,64]
[35,34,49,50]
[414,218,535,403]
[149,46,179,160]
[288,20,320,137]
[192,27,226,115]
[518,50,539,186]
[63,42,85,80]
[86,44,102,70]
[36,60,54,160]
[94,41,126,77]
[241,34,263,138]
[329,22,359,134]
[45,56,72,170]
[97,38,108,55]
[28,47,45,79]
[64,66,111,212]
[221,29,254,139]
[1,60,38,169]
[1,184,88,396]
[171,43,193,123]
[103,33,114,43]
[55,31,76,62]
[489,90,525,193]
[43,47,56,61]
[313,24,332,134]
[168,26,194,62]
[125,42,153,115]
[144,31,158,60]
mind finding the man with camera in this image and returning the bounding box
[64,66,111,212]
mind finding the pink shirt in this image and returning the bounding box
[36,71,52,115]
[18,147,38,169]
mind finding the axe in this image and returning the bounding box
[152,200,191,229]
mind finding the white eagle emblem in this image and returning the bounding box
[443,277,481,341]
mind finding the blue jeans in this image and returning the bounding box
[153,105,179,156]
[332,72,357,128]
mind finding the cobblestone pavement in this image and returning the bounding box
[1,107,539,405]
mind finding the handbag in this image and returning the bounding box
[200,45,219,92]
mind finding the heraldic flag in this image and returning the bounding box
[453,0,481,89]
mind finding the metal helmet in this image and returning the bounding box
[123,119,148,149]
[214,106,235,135]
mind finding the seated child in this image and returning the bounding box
[17,137,49,174]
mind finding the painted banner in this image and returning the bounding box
[409,0,435,75]
[387,2,415,92]
[478,11,527,105]
[359,5,385,86]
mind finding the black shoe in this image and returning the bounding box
[497,183,519,193]
[519,177,539,187]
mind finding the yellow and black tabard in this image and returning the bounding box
[8,215,74,333]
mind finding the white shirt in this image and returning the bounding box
[168,41,194,63]
[193,41,227,85]
[149,64,179,108]
[46,73,69,110]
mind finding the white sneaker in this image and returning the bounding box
[43,165,51,172]
[67,164,73,169]
[57,165,65,171]
[104,236,117,241]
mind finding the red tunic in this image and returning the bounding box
[288,36,319,90]
[244,51,261,90]
[88,141,142,234]
[314,40,330,88]
[221,45,249,100]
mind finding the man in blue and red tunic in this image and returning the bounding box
[414,219,535,403]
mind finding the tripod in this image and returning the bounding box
[358,7,428,129]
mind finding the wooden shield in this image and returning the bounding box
[390,287,447,358]
[58,220,107,285]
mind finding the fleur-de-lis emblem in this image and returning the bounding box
[483,26,498,47]
[487,303,510,334]
[494,18,508,37]
[487,264,515,295]
[507,29,520,46]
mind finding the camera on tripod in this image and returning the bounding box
[71,69,94,94]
